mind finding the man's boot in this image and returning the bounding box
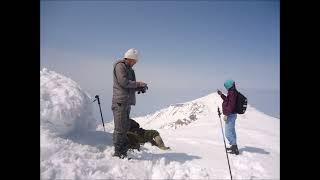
[227,145,239,155]
[150,139,157,146]
[112,142,131,160]
[154,135,170,150]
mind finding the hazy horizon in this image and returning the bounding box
[41,1,279,122]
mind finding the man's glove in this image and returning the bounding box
[137,81,147,88]
[223,115,228,122]
[217,90,222,96]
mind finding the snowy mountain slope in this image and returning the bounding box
[135,93,278,135]
[41,68,279,179]
[131,93,279,179]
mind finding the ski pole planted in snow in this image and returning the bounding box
[217,107,233,180]
[93,95,106,132]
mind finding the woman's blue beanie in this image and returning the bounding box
[224,79,235,90]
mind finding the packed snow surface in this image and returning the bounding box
[40,68,279,179]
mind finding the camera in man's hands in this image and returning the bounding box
[137,85,148,94]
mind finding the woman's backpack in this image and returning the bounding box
[235,91,248,114]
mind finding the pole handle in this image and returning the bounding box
[95,95,100,104]
[217,107,221,117]
[94,95,105,132]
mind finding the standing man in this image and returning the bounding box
[111,48,147,159]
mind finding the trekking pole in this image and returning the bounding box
[93,95,106,132]
[217,107,233,180]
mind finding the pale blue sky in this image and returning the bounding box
[41,1,279,120]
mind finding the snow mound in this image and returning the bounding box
[40,68,96,136]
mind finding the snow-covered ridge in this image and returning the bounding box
[135,91,277,132]
[137,101,208,129]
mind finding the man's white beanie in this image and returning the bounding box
[124,48,139,61]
